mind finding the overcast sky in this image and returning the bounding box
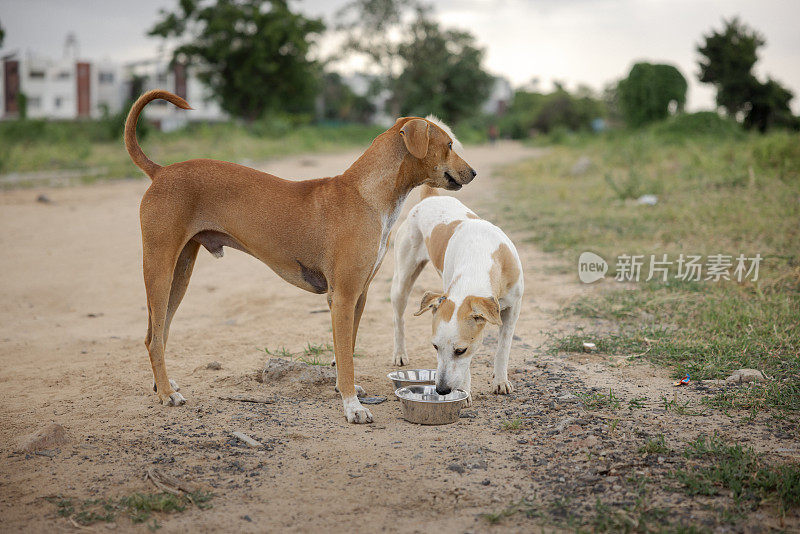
[1,0,798,112]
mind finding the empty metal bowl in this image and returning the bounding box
[395,385,468,425]
[387,369,436,390]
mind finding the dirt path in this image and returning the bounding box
[1,141,796,532]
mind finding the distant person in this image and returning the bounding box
[488,124,499,144]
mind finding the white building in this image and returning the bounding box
[1,36,225,127]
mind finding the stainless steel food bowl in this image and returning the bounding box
[387,369,436,390]
[395,385,468,425]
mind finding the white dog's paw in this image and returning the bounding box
[152,379,180,393]
[463,392,473,408]
[492,380,514,395]
[343,397,373,424]
[166,392,186,406]
[392,351,409,366]
[335,384,367,397]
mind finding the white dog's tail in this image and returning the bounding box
[419,184,439,200]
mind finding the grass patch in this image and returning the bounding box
[264,341,364,365]
[499,127,800,414]
[675,433,800,515]
[0,119,383,185]
[577,389,622,411]
[500,417,524,431]
[46,491,213,527]
[639,434,671,455]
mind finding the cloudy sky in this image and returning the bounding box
[2,0,798,112]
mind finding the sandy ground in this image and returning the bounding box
[1,141,797,532]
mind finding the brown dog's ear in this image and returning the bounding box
[400,118,430,159]
[469,296,502,326]
[413,291,444,316]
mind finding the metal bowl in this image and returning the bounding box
[387,369,436,390]
[395,385,468,425]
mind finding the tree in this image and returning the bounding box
[321,72,375,123]
[0,19,5,48]
[697,17,797,131]
[335,0,424,117]
[744,78,797,133]
[697,17,764,117]
[393,11,492,123]
[149,0,325,120]
[617,62,687,127]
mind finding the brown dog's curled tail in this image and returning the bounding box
[419,184,440,200]
[124,90,192,179]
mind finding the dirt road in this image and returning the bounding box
[1,142,796,532]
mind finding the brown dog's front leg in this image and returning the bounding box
[330,290,373,424]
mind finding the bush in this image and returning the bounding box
[648,112,745,141]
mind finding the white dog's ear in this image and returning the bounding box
[400,118,429,159]
[469,296,502,326]
[414,291,444,316]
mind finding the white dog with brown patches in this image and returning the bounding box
[391,126,523,402]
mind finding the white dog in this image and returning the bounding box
[391,129,523,401]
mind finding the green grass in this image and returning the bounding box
[499,127,800,414]
[500,417,524,431]
[576,389,622,411]
[264,341,364,365]
[46,491,213,527]
[675,433,800,515]
[639,434,672,455]
[0,119,383,185]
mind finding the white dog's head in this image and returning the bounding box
[414,291,501,394]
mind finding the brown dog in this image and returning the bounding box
[125,90,476,423]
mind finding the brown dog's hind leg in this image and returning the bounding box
[142,237,185,406]
[164,240,200,345]
[330,288,372,423]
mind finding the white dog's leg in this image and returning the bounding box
[460,368,473,407]
[391,221,427,366]
[492,303,520,394]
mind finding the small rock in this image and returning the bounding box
[36,194,52,204]
[360,396,386,405]
[17,423,69,452]
[570,156,592,176]
[482,479,491,486]
[447,463,466,474]
[582,342,597,353]
[206,361,222,370]
[726,369,765,384]
[242,515,252,522]
[636,194,658,206]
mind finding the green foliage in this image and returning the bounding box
[677,434,800,513]
[697,17,797,132]
[46,491,213,527]
[617,62,687,127]
[393,12,493,124]
[499,87,605,138]
[336,1,491,124]
[0,120,382,183]
[697,17,764,117]
[149,0,325,120]
[320,72,375,123]
[648,112,744,141]
[744,77,799,133]
[0,18,5,47]
[497,129,800,413]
